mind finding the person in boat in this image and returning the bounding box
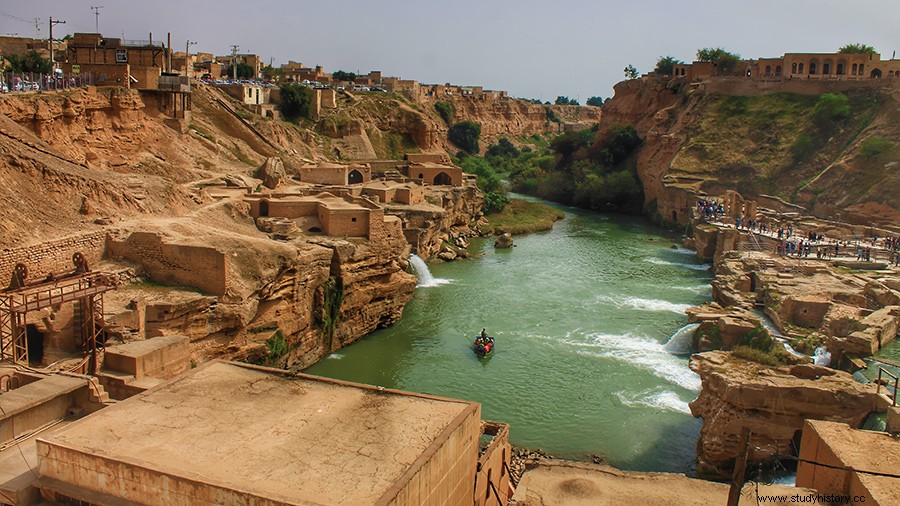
[481,329,487,340]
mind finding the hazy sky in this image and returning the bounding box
[3,1,899,101]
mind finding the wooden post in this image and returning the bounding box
[727,427,751,506]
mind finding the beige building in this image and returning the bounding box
[36,360,493,506]
[61,33,170,90]
[297,162,372,185]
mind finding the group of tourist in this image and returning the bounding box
[694,197,900,268]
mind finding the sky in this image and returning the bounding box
[3,0,899,101]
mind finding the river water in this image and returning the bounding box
[306,200,713,473]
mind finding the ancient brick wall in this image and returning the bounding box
[106,232,227,296]
[0,230,109,285]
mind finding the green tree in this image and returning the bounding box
[696,47,742,75]
[278,82,314,120]
[624,64,639,80]
[459,156,508,213]
[586,96,604,107]
[812,93,850,133]
[486,138,520,159]
[261,65,283,81]
[434,101,453,125]
[655,55,684,76]
[233,62,255,79]
[838,43,877,55]
[4,51,52,74]
[555,96,570,105]
[448,121,481,154]
[332,70,357,82]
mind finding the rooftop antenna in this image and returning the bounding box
[90,6,103,34]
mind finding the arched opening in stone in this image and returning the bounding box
[259,200,270,217]
[348,169,364,184]
[871,68,882,78]
[433,172,452,185]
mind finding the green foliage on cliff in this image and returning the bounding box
[586,96,605,107]
[506,125,644,213]
[860,136,891,158]
[434,101,454,125]
[672,90,884,203]
[448,121,481,154]
[458,155,508,213]
[265,331,289,362]
[320,278,344,344]
[555,96,579,106]
[279,83,314,120]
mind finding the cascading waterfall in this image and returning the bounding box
[813,346,832,366]
[664,323,700,355]
[408,254,449,287]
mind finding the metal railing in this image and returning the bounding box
[1,71,94,92]
[876,366,899,406]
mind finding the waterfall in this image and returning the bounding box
[409,254,450,287]
[813,346,832,367]
[664,323,700,355]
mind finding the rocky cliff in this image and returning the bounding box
[599,77,900,228]
[688,351,880,480]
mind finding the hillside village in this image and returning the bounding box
[0,22,899,506]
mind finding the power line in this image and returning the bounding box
[0,9,35,24]
[756,447,900,480]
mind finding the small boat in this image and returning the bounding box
[473,336,495,357]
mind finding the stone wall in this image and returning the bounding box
[106,232,227,296]
[0,230,109,284]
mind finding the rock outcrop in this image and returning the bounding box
[688,351,880,480]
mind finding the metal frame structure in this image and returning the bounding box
[0,253,114,374]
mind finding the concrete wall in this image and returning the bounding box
[318,208,370,237]
[38,443,294,506]
[382,405,480,506]
[0,230,109,286]
[106,232,227,296]
[103,335,191,380]
[796,420,850,495]
[475,421,512,506]
[0,375,92,444]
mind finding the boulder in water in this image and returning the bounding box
[495,232,514,249]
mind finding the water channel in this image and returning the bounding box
[306,198,713,473]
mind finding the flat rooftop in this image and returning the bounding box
[37,361,477,505]
[512,460,810,505]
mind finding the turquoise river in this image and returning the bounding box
[306,199,714,474]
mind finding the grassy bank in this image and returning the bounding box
[482,199,564,235]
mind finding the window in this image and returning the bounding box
[351,217,357,222]
[798,63,804,74]
[116,49,127,63]
[852,63,858,75]
[792,63,797,74]
[809,62,817,75]
[823,63,830,75]
[836,63,844,75]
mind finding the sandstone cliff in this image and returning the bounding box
[688,351,880,480]
[599,77,900,228]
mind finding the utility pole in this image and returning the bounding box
[185,40,197,77]
[49,17,66,65]
[90,6,104,34]
[230,44,239,81]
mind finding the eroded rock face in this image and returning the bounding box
[688,351,880,480]
[384,184,484,260]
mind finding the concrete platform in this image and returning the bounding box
[37,360,481,506]
[511,460,810,505]
[797,420,900,505]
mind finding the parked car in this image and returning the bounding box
[0,82,8,93]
